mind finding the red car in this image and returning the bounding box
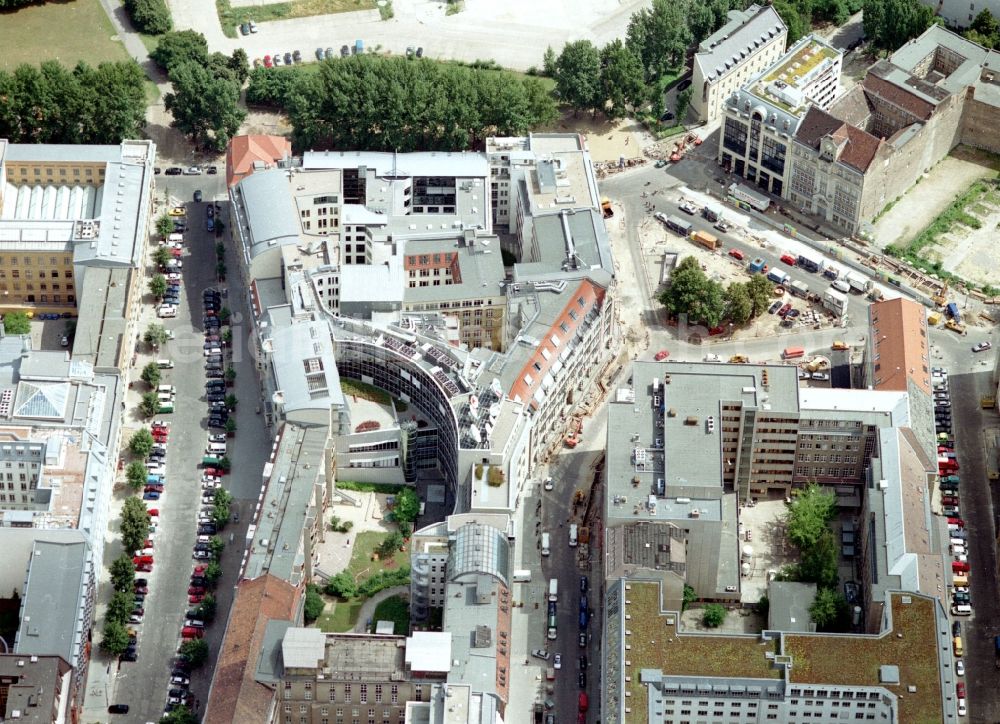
[728,248,744,261]
[654,349,670,361]
[188,586,205,596]
[193,564,207,575]
[144,484,164,493]
[957,682,966,699]
[188,594,204,604]
[137,562,153,573]
[133,555,153,565]
[147,508,159,517]
[263,55,273,68]
[780,254,796,265]
[941,496,959,506]
[952,560,969,573]
[948,517,964,528]
[579,692,589,713]
[181,626,203,639]
[777,303,792,317]
[204,467,226,477]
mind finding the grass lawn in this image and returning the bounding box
[0,0,131,71]
[216,0,376,38]
[369,594,409,635]
[347,530,409,578]
[317,596,362,632]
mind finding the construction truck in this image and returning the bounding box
[931,282,949,307]
[946,319,967,334]
[564,417,583,448]
[601,198,614,219]
[691,230,719,250]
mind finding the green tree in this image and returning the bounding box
[397,520,412,539]
[101,619,130,655]
[773,0,810,44]
[863,0,934,52]
[746,275,774,317]
[725,282,753,325]
[625,0,693,80]
[378,531,405,558]
[542,46,558,76]
[203,561,223,586]
[129,428,155,458]
[702,603,727,627]
[657,256,726,327]
[218,307,231,324]
[110,553,136,593]
[150,30,209,73]
[153,246,171,267]
[107,588,135,625]
[149,274,167,299]
[675,87,693,122]
[218,456,232,472]
[228,48,250,85]
[971,7,1000,37]
[393,487,420,523]
[178,638,209,668]
[121,496,151,554]
[599,40,647,119]
[160,706,199,724]
[222,328,233,345]
[139,392,160,417]
[124,0,172,35]
[798,530,840,588]
[140,362,161,388]
[810,586,848,629]
[682,584,696,611]
[225,394,238,411]
[245,66,296,108]
[304,584,325,624]
[213,488,233,527]
[197,592,217,622]
[3,312,30,335]
[225,366,237,384]
[165,61,245,152]
[144,323,169,348]
[325,571,358,599]
[126,460,148,491]
[225,417,238,435]
[73,61,148,144]
[209,535,225,561]
[786,483,836,550]
[156,214,175,238]
[554,40,602,114]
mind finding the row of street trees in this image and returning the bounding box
[246,55,557,151]
[658,257,775,328]
[101,497,150,655]
[0,61,147,144]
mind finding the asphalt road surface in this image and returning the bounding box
[113,174,273,723]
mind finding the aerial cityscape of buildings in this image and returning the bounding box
[0,5,999,724]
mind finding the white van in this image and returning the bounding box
[156,359,174,369]
[157,384,175,395]
[541,532,550,557]
[952,604,972,616]
[831,279,851,294]
[512,570,532,583]
[168,233,184,243]
[158,305,177,318]
[569,524,578,547]
[206,442,227,455]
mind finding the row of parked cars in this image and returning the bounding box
[933,367,968,717]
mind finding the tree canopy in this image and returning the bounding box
[248,56,557,152]
[810,587,848,629]
[165,61,245,152]
[124,0,172,35]
[121,496,151,554]
[3,312,30,335]
[0,61,146,144]
[786,484,836,550]
[658,257,726,327]
[625,0,694,79]
[393,487,421,523]
[129,428,155,458]
[554,40,603,114]
[863,0,934,52]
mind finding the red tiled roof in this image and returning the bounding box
[507,279,606,404]
[204,575,301,724]
[862,72,935,121]
[226,135,291,188]
[794,107,883,173]
[868,298,931,395]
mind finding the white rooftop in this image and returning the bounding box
[405,631,452,673]
[281,626,326,669]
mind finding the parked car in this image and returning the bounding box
[973,341,992,352]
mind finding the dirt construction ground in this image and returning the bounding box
[543,114,652,164]
[870,146,999,255]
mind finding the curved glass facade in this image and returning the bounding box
[335,340,461,513]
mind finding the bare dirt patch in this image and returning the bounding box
[541,113,651,164]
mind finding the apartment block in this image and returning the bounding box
[718,35,843,196]
[0,653,73,724]
[691,4,787,123]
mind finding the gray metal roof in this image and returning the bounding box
[14,533,91,668]
[2,144,120,163]
[694,5,787,82]
[401,235,506,305]
[268,318,342,413]
[234,169,301,259]
[889,25,991,96]
[767,581,817,632]
[302,150,489,178]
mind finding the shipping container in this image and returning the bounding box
[691,230,719,250]
[782,347,805,360]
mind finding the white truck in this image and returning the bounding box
[569,524,578,547]
[549,578,559,602]
[843,271,873,295]
[512,570,532,583]
[541,532,550,557]
[823,288,849,316]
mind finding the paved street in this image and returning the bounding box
[80,172,272,723]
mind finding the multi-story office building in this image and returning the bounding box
[603,582,956,724]
[785,26,1000,234]
[718,35,843,195]
[0,141,154,339]
[691,4,787,124]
